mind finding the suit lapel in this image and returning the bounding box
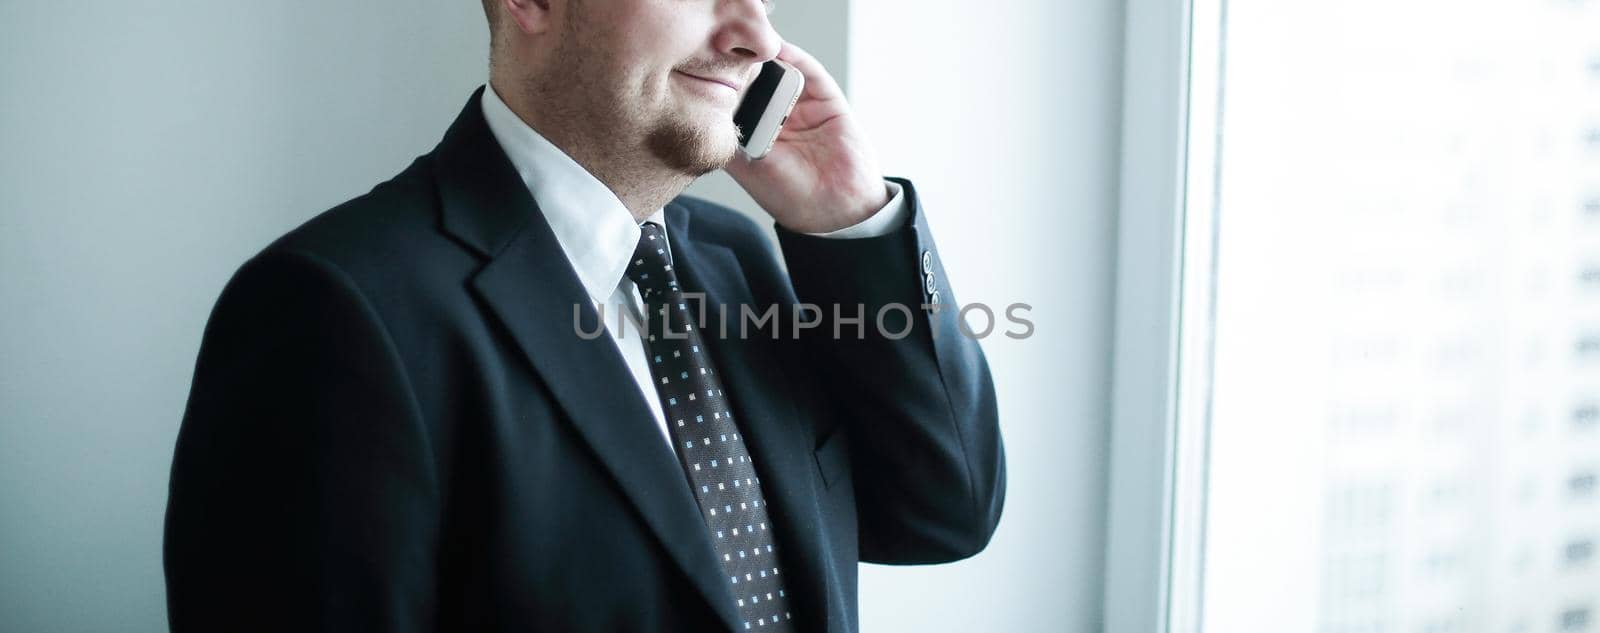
[665,203,834,633]
[433,90,836,632]
[434,90,741,631]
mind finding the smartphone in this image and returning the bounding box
[733,60,804,160]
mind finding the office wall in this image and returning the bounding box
[0,3,489,630]
[848,0,1124,630]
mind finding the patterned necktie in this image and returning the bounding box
[625,221,796,632]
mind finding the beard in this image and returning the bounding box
[645,108,738,176]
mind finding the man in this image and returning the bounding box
[163,0,1005,631]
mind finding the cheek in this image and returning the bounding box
[631,67,674,109]
[596,5,717,105]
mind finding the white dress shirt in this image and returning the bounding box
[478,84,909,447]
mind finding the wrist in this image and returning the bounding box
[784,182,892,233]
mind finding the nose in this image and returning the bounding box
[713,0,781,64]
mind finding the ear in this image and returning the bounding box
[501,0,555,36]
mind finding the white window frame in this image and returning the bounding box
[1103,0,1225,630]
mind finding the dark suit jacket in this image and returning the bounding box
[163,88,1006,633]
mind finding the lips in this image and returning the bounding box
[675,70,741,93]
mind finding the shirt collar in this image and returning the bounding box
[479,83,667,305]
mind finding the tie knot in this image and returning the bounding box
[626,221,678,298]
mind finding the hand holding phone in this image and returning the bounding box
[723,43,888,234]
[733,60,804,160]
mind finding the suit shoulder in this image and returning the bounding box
[262,155,443,268]
[226,153,478,324]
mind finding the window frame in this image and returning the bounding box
[1103,0,1224,629]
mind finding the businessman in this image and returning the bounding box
[163,0,1005,631]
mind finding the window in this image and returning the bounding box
[1109,0,1600,630]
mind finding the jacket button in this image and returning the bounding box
[923,272,937,295]
[921,250,933,274]
[928,290,941,309]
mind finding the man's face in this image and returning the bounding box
[537,0,780,176]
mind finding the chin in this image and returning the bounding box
[702,126,740,161]
[646,112,740,176]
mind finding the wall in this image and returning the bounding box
[0,3,482,630]
[848,0,1124,629]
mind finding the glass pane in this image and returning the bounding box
[1194,0,1600,631]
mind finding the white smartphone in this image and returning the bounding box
[734,60,804,160]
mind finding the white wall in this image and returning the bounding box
[0,3,488,630]
[848,1,1125,630]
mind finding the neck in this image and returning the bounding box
[490,77,691,222]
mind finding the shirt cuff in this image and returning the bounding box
[801,180,909,239]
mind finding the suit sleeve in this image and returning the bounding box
[164,247,440,632]
[774,177,1006,564]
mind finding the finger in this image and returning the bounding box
[723,151,755,178]
[722,147,773,180]
[775,41,845,103]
